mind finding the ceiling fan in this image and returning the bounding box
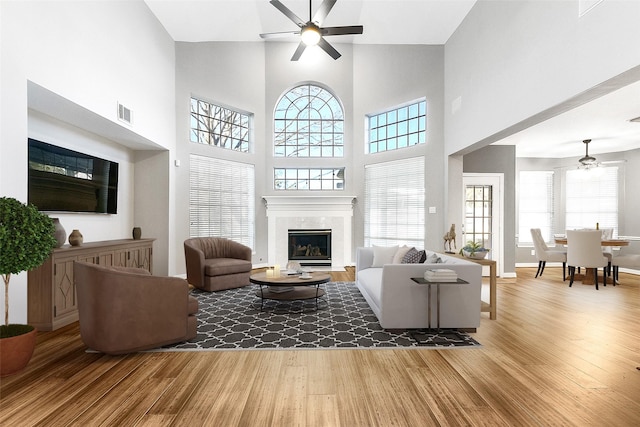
[579,139,597,166]
[259,0,364,61]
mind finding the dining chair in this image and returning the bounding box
[611,254,640,285]
[530,228,566,280]
[600,228,614,276]
[566,230,609,290]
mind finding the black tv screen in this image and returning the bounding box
[28,138,119,214]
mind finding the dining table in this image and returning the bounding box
[554,236,630,285]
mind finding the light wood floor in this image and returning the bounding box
[2,267,639,426]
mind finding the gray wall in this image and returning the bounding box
[444,0,640,155]
[463,145,517,275]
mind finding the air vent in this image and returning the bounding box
[117,102,132,125]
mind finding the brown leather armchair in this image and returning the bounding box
[184,237,252,292]
[73,262,198,355]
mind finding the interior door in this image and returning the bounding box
[462,173,504,277]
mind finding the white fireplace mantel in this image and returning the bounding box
[262,195,357,268]
[262,195,356,211]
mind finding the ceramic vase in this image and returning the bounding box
[132,227,142,240]
[51,218,66,248]
[68,229,83,246]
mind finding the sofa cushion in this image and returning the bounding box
[392,245,411,264]
[402,248,426,263]
[204,258,252,277]
[372,245,399,267]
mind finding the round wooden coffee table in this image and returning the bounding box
[250,271,330,311]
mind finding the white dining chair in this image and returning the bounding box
[531,228,566,280]
[600,228,614,276]
[611,254,640,285]
[566,230,609,290]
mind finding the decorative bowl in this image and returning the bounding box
[462,249,489,260]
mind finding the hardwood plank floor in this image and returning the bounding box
[1,266,639,426]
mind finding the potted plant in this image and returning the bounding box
[460,240,490,260]
[0,197,56,377]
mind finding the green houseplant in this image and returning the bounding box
[0,197,56,377]
[460,240,489,260]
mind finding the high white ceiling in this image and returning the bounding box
[144,0,477,45]
[144,0,640,158]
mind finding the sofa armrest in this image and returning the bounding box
[184,240,205,288]
[356,247,374,272]
[227,240,252,261]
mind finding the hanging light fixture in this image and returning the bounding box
[578,139,599,169]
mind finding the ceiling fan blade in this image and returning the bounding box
[322,25,364,36]
[260,30,301,39]
[318,37,341,60]
[312,0,336,25]
[291,42,307,61]
[270,0,306,27]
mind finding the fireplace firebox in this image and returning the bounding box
[288,229,332,266]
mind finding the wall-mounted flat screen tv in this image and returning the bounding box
[28,138,119,214]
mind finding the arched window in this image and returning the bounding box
[274,84,344,157]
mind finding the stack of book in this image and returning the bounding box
[424,269,458,282]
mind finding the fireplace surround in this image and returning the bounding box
[263,196,356,268]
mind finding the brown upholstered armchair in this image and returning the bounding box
[184,237,252,292]
[73,261,198,355]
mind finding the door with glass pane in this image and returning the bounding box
[462,174,503,276]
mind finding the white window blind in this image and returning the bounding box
[364,157,425,248]
[518,171,554,244]
[189,154,255,249]
[565,166,618,235]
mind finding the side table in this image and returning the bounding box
[410,277,469,331]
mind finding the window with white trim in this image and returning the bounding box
[364,157,425,248]
[273,84,344,158]
[518,170,555,244]
[367,100,426,154]
[189,154,255,249]
[274,168,344,190]
[190,97,251,153]
[565,166,618,234]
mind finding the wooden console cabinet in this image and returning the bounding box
[28,238,154,331]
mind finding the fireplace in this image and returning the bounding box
[288,229,332,266]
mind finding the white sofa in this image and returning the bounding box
[355,247,483,330]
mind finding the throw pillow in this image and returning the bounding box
[425,253,441,264]
[372,245,399,267]
[402,248,426,264]
[392,245,411,264]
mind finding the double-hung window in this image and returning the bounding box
[565,166,618,234]
[518,171,555,244]
[364,157,425,248]
[189,154,255,249]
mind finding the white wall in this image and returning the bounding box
[445,0,640,155]
[0,0,175,323]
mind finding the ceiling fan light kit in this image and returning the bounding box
[260,0,363,61]
[301,25,321,46]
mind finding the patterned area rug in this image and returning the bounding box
[163,282,481,351]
